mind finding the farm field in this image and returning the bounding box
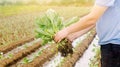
[0,28,96,67]
[0,5,100,67]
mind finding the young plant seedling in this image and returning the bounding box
[23,57,32,64]
[23,44,28,49]
[7,53,13,59]
[35,9,79,57]
[0,52,4,59]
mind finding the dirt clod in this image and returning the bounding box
[58,39,73,57]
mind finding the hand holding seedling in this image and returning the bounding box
[36,9,79,57]
[54,25,95,43]
[54,28,69,43]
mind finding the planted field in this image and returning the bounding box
[0,29,96,67]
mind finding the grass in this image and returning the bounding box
[0,5,92,46]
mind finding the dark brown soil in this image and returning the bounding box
[58,39,73,57]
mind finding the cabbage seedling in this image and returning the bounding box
[35,9,79,57]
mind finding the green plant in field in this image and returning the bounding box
[33,49,44,58]
[35,9,79,57]
[89,44,101,67]
[58,58,66,67]
[23,57,32,64]
[7,53,13,58]
[38,50,43,55]
[23,44,28,49]
[0,52,4,59]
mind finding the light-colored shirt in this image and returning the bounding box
[96,0,120,45]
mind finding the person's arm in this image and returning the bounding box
[54,5,108,42]
[66,5,108,33]
[67,25,95,42]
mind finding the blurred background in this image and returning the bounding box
[0,0,94,6]
[0,0,95,46]
[0,0,95,17]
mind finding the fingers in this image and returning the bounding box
[54,28,69,43]
[54,35,59,43]
[54,33,63,43]
[54,32,67,43]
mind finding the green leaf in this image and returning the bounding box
[23,57,32,64]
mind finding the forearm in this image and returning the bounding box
[66,15,97,35]
[67,24,95,41]
[65,5,108,35]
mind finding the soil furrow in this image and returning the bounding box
[14,44,58,67]
[0,39,42,67]
[0,36,34,53]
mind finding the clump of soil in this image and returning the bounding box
[58,39,73,57]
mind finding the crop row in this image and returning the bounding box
[0,30,96,67]
[0,36,34,53]
[0,38,41,67]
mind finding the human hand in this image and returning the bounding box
[54,28,69,43]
